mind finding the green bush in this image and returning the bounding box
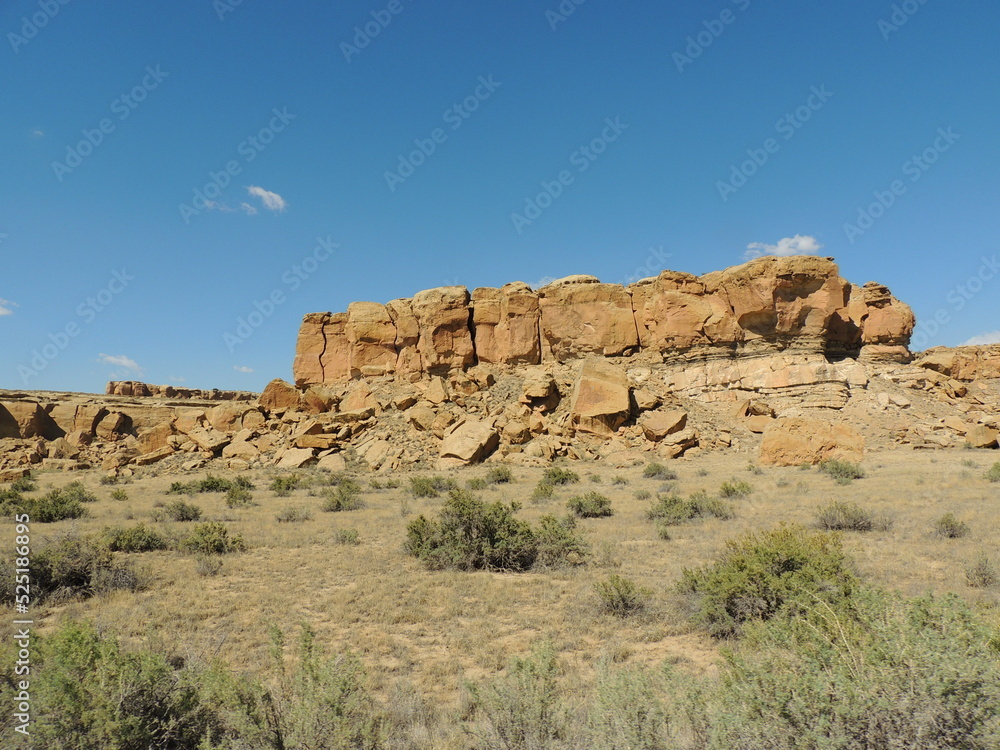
[164,499,202,522]
[643,462,677,480]
[405,490,537,571]
[679,525,858,638]
[647,491,732,525]
[99,474,120,485]
[696,589,1000,749]
[103,523,169,552]
[816,501,892,532]
[408,475,458,498]
[18,487,89,523]
[225,486,256,508]
[321,479,365,512]
[595,574,652,618]
[589,663,673,750]
[110,488,128,502]
[986,462,1000,482]
[32,535,146,600]
[819,458,866,484]
[31,621,219,749]
[719,479,752,498]
[534,514,589,568]
[486,465,514,484]
[567,491,613,518]
[531,481,555,502]
[466,477,489,491]
[611,475,629,486]
[198,473,234,492]
[62,480,99,503]
[633,489,651,501]
[543,466,580,486]
[933,512,970,539]
[10,475,35,492]
[182,522,247,555]
[269,474,301,497]
[275,506,312,523]
[166,479,198,495]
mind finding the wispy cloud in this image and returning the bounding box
[233,365,254,373]
[29,128,44,138]
[962,330,1000,346]
[745,234,823,260]
[98,353,143,376]
[239,202,258,215]
[246,185,287,212]
[0,298,18,316]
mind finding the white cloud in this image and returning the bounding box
[233,365,254,373]
[246,185,287,212]
[962,330,1000,346]
[98,353,143,376]
[239,202,258,215]
[30,128,44,138]
[0,298,17,316]
[745,234,823,261]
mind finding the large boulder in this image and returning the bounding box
[346,301,397,377]
[471,282,542,365]
[260,379,302,413]
[570,359,631,437]
[538,276,639,362]
[439,420,499,466]
[759,417,865,466]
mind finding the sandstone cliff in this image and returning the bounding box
[292,256,915,386]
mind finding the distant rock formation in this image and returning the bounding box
[293,256,915,386]
[105,381,256,401]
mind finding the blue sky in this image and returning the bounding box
[2,0,999,393]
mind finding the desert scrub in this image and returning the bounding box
[933,512,970,539]
[10,475,36,492]
[530,481,555,502]
[719,479,752,498]
[965,555,998,588]
[275,506,312,523]
[679,524,858,638]
[269,474,301,497]
[485,465,514,484]
[30,534,146,601]
[543,466,580,485]
[466,477,489,491]
[408,475,458,498]
[643,462,678,481]
[534,514,589,568]
[163,499,202,522]
[224,486,255,508]
[321,480,365,512]
[986,461,1000,482]
[181,522,246,555]
[109,488,128,502]
[818,458,865,484]
[697,589,1000,750]
[567,491,613,518]
[405,489,537,571]
[595,574,652,618]
[816,501,892,532]
[647,491,732,525]
[2,486,89,523]
[334,528,361,545]
[102,523,168,552]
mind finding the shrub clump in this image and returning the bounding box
[567,491,613,518]
[406,490,537,571]
[816,501,892,532]
[11,487,89,523]
[164,500,202,522]
[31,534,146,601]
[595,574,652,618]
[543,466,580,486]
[10,475,36,492]
[647,491,732,525]
[321,480,365,512]
[269,474,301,497]
[643,462,678,481]
[275,506,312,523]
[534,515,589,568]
[719,480,752,498]
[985,461,1000,482]
[933,512,970,539]
[965,555,998,588]
[103,523,169,552]
[181,522,247,555]
[819,458,866,484]
[224,486,255,508]
[679,525,858,638]
[408,475,458,498]
[334,528,360,545]
[485,465,514,484]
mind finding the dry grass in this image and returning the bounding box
[9,448,1000,716]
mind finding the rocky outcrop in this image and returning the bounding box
[914,345,1000,382]
[759,417,865,466]
[106,381,256,401]
[293,256,914,386]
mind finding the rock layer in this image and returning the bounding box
[293,256,914,386]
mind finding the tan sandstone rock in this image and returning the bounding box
[570,359,631,437]
[759,418,865,466]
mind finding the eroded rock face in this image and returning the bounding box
[292,256,915,385]
[915,345,1000,382]
[570,359,631,437]
[759,417,865,466]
